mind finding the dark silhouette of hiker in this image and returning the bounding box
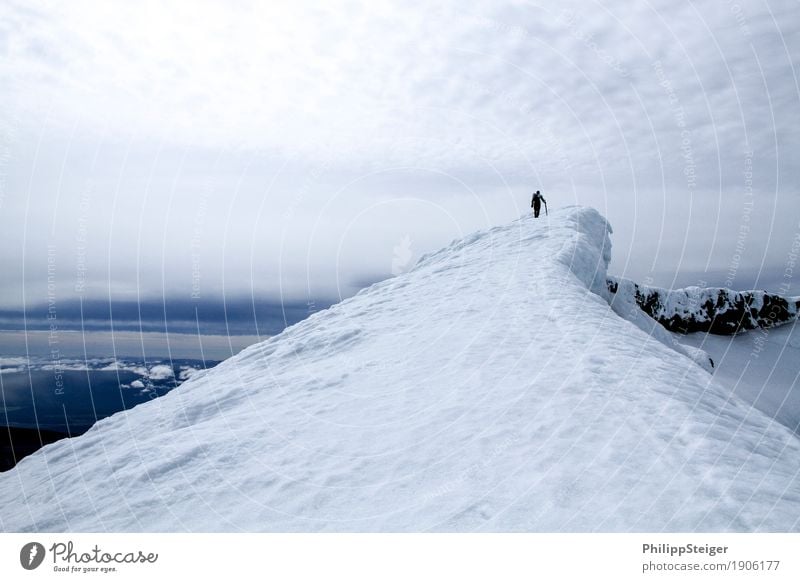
[531,190,547,218]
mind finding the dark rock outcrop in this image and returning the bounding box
[0,426,69,472]
[607,276,800,335]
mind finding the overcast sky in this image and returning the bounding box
[1,0,798,319]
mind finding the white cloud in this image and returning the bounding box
[0,356,29,368]
[5,0,792,172]
[1,0,798,304]
[147,364,174,380]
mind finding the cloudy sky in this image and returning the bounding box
[1,0,798,328]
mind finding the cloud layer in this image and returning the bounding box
[1,0,798,308]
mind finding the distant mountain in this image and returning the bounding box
[608,277,799,334]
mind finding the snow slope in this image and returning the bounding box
[677,322,800,437]
[2,206,799,532]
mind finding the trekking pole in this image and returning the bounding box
[544,201,548,216]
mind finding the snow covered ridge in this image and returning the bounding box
[607,277,800,335]
[3,206,800,532]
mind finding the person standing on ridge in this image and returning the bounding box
[531,190,547,218]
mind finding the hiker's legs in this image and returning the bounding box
[533,202,540,218]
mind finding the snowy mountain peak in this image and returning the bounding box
[2,206,799,532]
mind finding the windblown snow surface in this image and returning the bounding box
[2,207,800,532]
[676,321,800,438]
